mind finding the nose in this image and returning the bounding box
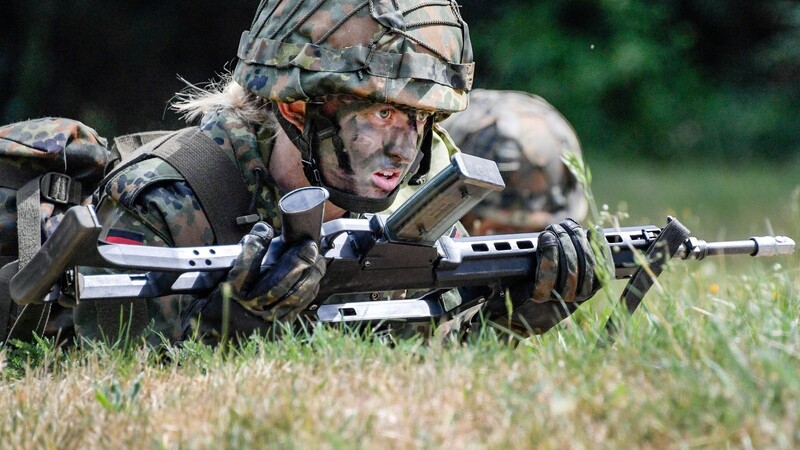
[385,133,419,165]
[386,144,417,165]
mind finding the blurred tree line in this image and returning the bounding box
[3,0,799,163]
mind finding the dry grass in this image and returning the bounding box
[1,259,798,449]
[2,160,799,449]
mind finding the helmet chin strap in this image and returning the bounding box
[273,103,430,214]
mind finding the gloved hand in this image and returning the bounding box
[225,221,327,322]
[184,221,327,342]
[531,218,605,303]
[497,219,611,333]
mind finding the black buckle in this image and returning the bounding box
[40,172,82,205]
[236,214,261,226]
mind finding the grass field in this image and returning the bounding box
[1,160,798,449]
[588,157,800,240]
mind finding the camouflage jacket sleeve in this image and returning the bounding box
[97,157,215,246]
[73,157,214,345]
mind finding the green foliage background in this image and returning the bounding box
[3,0,799,163]
[463,0,800,163]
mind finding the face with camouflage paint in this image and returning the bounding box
[316,96,430,198]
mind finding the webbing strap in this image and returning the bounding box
[150,128,252,244]
[1,179,51,342]
[602,217,691,342]
[16,178,42,268]
[112,130,171,161]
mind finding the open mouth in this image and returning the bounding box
[372,169,402,192]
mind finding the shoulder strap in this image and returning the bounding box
[151,128,252,244]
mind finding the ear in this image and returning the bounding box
[276,101,307,131]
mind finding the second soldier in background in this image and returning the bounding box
[441,89,588,235]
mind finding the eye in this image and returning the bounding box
[377,109,392,119]
[415,110,431,122]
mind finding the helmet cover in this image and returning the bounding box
[234,0,474,113]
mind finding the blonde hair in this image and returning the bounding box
[170,74,275,127]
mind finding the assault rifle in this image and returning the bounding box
[8,154,796,326]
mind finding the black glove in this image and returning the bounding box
[183,222,326,342]
[225,222,326,322]
[497,219,611,333]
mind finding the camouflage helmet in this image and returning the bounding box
[441,89,588,234]
[233,0,474,113]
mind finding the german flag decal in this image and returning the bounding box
[105,228,145,245]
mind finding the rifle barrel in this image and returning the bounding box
[675,236,795,260]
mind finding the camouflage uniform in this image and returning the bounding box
[73,108,462,344]
[440,89,588,235]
